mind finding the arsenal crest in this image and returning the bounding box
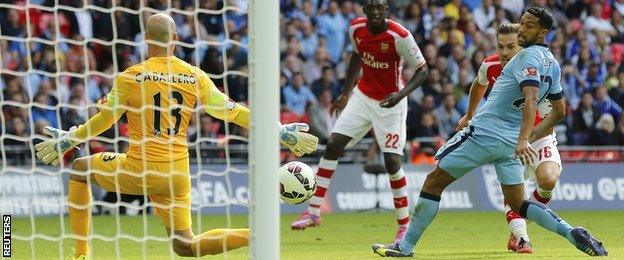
[380,42,388,53]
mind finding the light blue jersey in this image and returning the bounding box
[434,44,563,185]
[471,44,563,146]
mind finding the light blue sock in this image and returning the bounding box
[398,192,440,255]
[520,200,576,244]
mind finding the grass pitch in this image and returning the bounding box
[10,211,624,259]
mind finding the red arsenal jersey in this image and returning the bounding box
[476,54,502,91]
[348,18,426,101]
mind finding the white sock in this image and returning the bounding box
[389,168,409,227]
[536,186,553,200]
[307,158,338,216]
[509,218,530,242]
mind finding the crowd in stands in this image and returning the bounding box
[2,0,624,165]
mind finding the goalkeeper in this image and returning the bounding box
[35,13,318,258]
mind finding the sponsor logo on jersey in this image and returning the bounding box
[356,37,362,45]
[522,67,537,77]
[380,42,389,53]
[361,52,390,69]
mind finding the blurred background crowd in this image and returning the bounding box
[2,0,624,165]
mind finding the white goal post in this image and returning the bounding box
[248,0,280,259]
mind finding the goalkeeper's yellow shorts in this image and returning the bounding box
[90,152,192,231]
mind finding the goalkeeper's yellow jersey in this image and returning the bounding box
[97,56,242,162]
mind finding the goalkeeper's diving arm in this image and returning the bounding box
[74,108,120,141]
[34,107,121,166]
[203,88,318,157]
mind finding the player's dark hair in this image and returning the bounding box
[525,7,553,30]
[497,23,519,36]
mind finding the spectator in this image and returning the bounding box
[586,113,618,145]
[4,117,30,164]
[291,1,316,23]
[307,90,334,143]
[63,34,97,74]
[435,94,461,139]
[608,73,624,108]
[311,66,341,100]
[562,61,585,110]
[407,94,435,139]
[3,93,29,123]
[604,63,620,90]
[297,21,319,61]
[282,54,304,81]
[492,7,511,27]
[340,1,356,24]
[499,0,523,19]
[316,1,347,62]
[594,86,623,120]
[198,0,224,36]
[616,115,624,145]
[4,117,29,145]
[189,114,221,143]
[302,47,331,85]
[443,0,461,21]
[571,92,601,145]
[584,4,616,34]
[583,63,606,91]
[403,3,426,43]
[282,72,317,116]
[610,11,624,43]
[472,0,495,31]
[415,112,440,150]
[60,96,87,131]
[32,93,58,128]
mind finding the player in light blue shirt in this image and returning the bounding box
[470,43,562,148]
[372,7,608,257]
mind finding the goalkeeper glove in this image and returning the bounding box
[279,123,319,157]
[34,126,81,166]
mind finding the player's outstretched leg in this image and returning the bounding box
[372,166,455,257]
[383,153,409,244]
[505,161,560,253]
[291,133,351,230]
[503,184,607,256]
[170,228,249,256]
[68,157,94,260]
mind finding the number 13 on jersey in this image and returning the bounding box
[152,91,184,136]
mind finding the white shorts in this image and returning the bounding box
[331,88,407,155]
[524,133,562,181]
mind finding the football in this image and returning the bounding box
[279,161,316,205]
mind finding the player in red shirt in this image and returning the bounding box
[291,0,429,244]
[455,24,564,254]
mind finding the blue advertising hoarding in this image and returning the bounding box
[1,163,623,217]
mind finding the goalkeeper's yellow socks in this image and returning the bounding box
[191,228,249,256]
[68,180,91,257]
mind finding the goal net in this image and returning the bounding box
[0,0,278,258]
